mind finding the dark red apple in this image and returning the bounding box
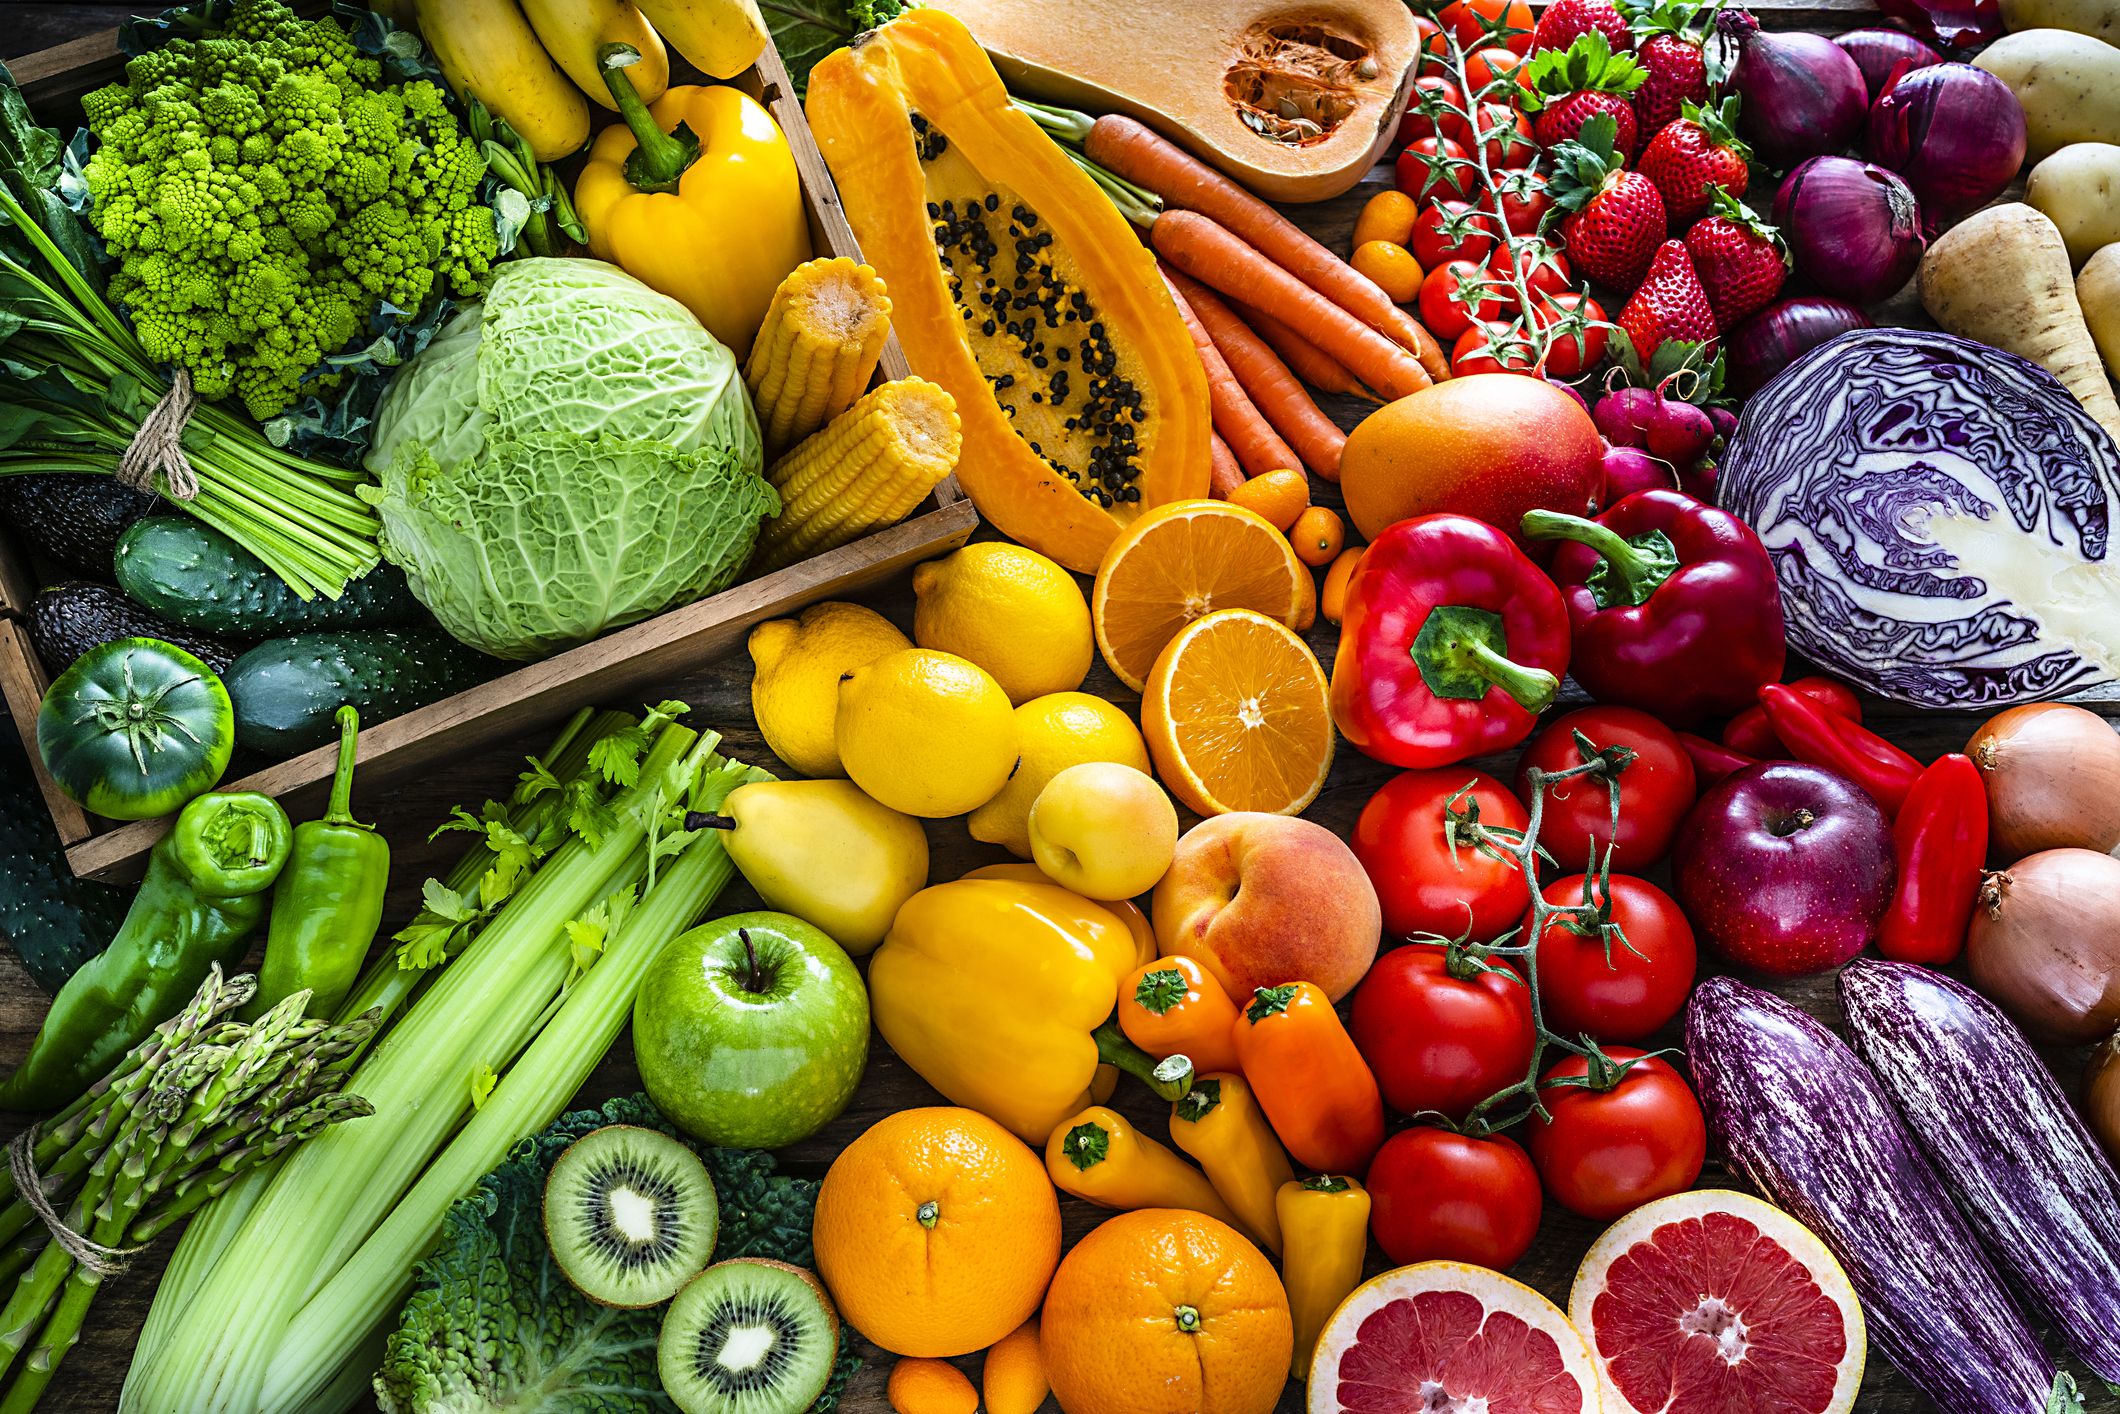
[1672,762,1895,976]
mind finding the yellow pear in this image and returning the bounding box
[705,779,928,954]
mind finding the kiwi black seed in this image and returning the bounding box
[543,1124,719,1308]
[657,1258,839,1414]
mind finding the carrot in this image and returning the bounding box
[1244,306,1379,402]
[1168,268,1347,482]
[1162,268,1304,478]
[1154,211,1430,402]
[1089,114,1450,381]
[1208,431,1245,498]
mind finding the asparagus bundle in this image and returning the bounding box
[0,968,375,1412]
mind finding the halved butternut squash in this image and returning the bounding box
[931,0,1419,204]
[806,8,1212,572]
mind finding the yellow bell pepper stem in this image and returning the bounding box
[1276,1175,1372,1381]
[598,43,694,193]
[1044,1105,1242,1228]
[1169,1074,1293,1253]
[1095,1018,1194,1103]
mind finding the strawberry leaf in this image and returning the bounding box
[1520,30,1645,108]
[1543,111,1624,212]
[1680,95,1750,162]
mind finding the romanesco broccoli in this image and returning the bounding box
[81,0,498,420]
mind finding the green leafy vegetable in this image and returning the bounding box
[761,0,909,95]
[375,1094,857,1413]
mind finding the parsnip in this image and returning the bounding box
[1919,203,2120,445]
[2079,243,2120,387]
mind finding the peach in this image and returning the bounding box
[1151,813,1381,1003]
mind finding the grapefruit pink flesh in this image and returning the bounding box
[1335,1290,1590,1412]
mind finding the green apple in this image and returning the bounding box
[633,910,869,1148]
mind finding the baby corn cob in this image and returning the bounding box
[754,377,959,571]
[744,257,893,456]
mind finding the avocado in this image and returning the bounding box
[30,582,244,678]
[0,474,158,576]
[0,721,131,994]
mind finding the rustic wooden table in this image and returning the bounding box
[5,5,2117,1412]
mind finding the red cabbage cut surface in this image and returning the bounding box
[1720,328,2120,707]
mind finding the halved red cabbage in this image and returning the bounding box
[1720,328,2120,707]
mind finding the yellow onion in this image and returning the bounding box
[1967,703,2120,861]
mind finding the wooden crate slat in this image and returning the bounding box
[0,619,91,845]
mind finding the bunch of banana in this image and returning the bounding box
[402,0,770,161]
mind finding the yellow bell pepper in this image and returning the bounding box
[1044,1105,1240,1227]
[870,877,1188,1143]
[1277,1175,1372,1381]
[574,43,810,355]
[1170,1074,1293,1253]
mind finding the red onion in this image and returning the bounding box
[1865,63,2026,222]
[1724,297,1874,395]
[1876,0,2002,49]
[1720,10,1868,170]
[1835,28,1944,99]
[1771,158,1926,304]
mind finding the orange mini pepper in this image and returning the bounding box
[1118,956,1243,1075]
[1231,982,1385,1173]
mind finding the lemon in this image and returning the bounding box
[837,649,1019,818]
[911,543,1094,705]
[969,692,1150,858]
[749,602,911,778]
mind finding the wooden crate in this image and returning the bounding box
[0,26,980,883]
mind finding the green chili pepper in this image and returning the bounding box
[0,789,291,1112]
[252,706,389,1021]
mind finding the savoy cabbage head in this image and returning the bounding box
[362,259,776,660]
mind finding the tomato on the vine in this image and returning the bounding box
[1350,766,1531,941]
[1474,102,1535,167]
[1419,258,1505,339]
[1526,1048,1707,1220]
[1439,0,1536,54]
[1451,321,1540,376]
[1350,944,1536,1118]
[1529,873,1697,1042]
[1514,705,1698,871]
[1464,46,1527,94]
[1369,1127,1544,1267]
[1410,199,1499,268]
[1491,168,1553,234]
[1489,238,1572,305]
[1397,75,1466,146]
[1414,14,1449,74]
[1396,136,1478,202]
[1533,291,1609,379]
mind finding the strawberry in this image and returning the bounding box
[1638,97,1751,226]
[1520,33,1645,156]
[1546,112,1667,290]
[1618,0,1716,138]
[1682,188,1789,327]
[1618,240,1719,362]
[1530,0,1633,55]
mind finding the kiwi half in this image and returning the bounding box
[543,1124,719,1308]
[658,1258,839,1414]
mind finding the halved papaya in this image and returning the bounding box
[806,8,1212,573]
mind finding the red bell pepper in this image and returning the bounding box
[1723,675,1860,758]
[1757,683,1922,817]
[1329,514,1570,770]
[1678,732,1758,786]
[1878,753,1988,966]
[1521,489,1784,728]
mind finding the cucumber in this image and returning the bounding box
[0,724,130,994]
[226,630,496,756]
[115,516,423,637]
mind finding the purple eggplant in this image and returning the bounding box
[1841,959,2120,1383]
[1684,976,2060,1412]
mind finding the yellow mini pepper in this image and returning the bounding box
[574,43,810,355]
[1277,1175,1372,1381]
[870,877,1188,1144]
[1169,1074,1293,1253]
[1045,1105,1240,1228]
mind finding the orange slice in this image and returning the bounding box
[1091,500,1311,693]
[1142,608,1333,817]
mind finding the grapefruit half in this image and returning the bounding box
[1569,1190,1865,1414]
[1307,1261,1600,1414]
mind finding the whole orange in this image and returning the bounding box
[1041,1209,1293,1414]
[1339,373,1601,544]
[813,1107,1061,1357]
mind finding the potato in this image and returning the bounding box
[2080,243,2120,383]
[2001,0,2120,42]
[1975,29,2120,160]
[2027,143,2120,267]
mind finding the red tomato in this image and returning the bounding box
[1349,945,1536,1118]
[1532,291,1609,380]
[1350,766,1532,941]
[1489,238,1572,305]
[1414,14,1449,74]
[1529,873,1697,1042]
[1464,47,1526,94]
[1451,321,1540,376]
[1514,705,1698,871]
[1396,137,1477,202]
[1419,259,1506,339]
[1474,103,1535,167]
[1410,199,1500,268]
[1526,1048,1707,1220]
[1369,1128,1544,1267]
[1440,0,1536,54]
[1491,168,1553,234]
[1397,75,1466,146]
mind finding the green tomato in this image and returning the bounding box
[37,638,235,820]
